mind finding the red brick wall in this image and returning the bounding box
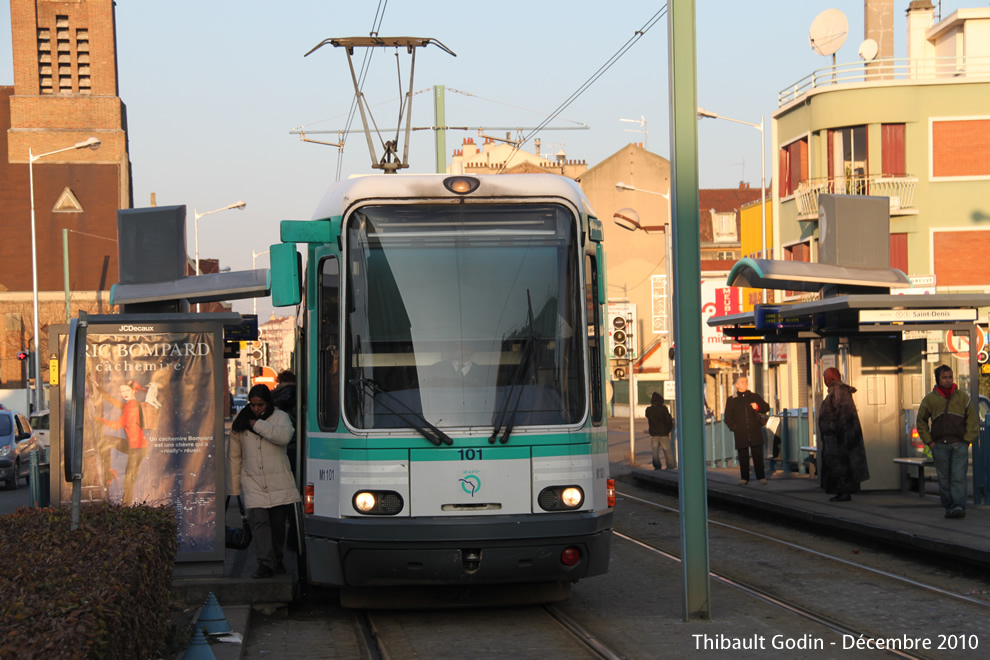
[933,231,990,286]
[1,88,122,293]
[932,119,990,178]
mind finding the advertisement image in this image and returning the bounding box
[59,330,219,554]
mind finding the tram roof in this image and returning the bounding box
[310,174,595,222]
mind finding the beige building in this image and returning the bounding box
[448,137,587,178]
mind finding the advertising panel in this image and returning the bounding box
[55,324,223,559]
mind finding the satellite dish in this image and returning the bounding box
[809,9,848,57]
[858,38,878,61]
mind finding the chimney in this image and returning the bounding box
[534,138,541,157]
[865,0,895,80]
[906,0,936,69]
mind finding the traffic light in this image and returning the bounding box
[16,350,29,361]
[610,315,628,359]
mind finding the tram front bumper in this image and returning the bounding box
[338,529,612,587]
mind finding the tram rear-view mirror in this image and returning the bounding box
[271,242,302,307]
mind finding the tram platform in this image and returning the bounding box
[606,415,990,571]
[626,464,990,571]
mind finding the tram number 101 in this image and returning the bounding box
[458,449,484,461]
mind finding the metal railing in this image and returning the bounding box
[793,174,918,216]
[779,55,990,107]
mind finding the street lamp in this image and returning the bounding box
[614,181,674,466]
[697,108,768,263]
[28,136,101,412]
[194,200,246,311]
[698,108,772,407]
[251,249,270,316]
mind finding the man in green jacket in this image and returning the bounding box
[916,365,978,519]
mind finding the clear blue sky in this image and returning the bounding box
[1,1,956,320]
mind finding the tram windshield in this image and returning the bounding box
[343,203,585,431]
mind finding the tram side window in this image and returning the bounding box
[586,254,603,426]
[318,256,340,431]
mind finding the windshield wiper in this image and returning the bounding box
[490,290,542,445]
[350,377,453,446]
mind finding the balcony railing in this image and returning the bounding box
[778,55,990,107]
[793,174,918,217]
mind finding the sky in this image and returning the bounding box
[0,1,963,321]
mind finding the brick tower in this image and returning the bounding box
[2,0,131,386]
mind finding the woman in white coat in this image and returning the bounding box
[229,384,300,579]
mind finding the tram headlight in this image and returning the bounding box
[443,176,480,194]
[561,487,583,508]
[351,490,404,515]
[354,492,377,513]
[538,485,585,511]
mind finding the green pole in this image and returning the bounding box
[668,0,711,620]
[434,85,447,174]
[62,228,71,322]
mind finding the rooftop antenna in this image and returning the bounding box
[620,116,648,150]
[305,36,456,173]
[809,9,848,82]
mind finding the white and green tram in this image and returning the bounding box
[270,173,613,602]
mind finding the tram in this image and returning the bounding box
[269,173,614,603]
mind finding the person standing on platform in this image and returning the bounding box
[916,365,977,519]
[818,367,870,502]
[724,376,770,485]
[645,392,676,470]
[229,384,300,578]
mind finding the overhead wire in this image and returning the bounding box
[497,5,666,173]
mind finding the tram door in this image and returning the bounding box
[847,338,901,490]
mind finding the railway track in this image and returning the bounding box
[614,487,989,659]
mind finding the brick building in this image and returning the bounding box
[1,0,131,389]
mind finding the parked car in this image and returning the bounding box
[0,405,42,490]
[29,409,50,449]
[232,396,248,415]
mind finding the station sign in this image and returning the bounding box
[754,305,811,330]
[859,309,977,323]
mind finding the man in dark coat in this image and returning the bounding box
[723,376,770,485]
[645,392,675,470]
[818,367,870,502]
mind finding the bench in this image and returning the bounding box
[797,446,817,476]
[893,457,934,498]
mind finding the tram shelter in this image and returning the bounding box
[707,258,990,503]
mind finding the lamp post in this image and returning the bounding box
[614,181,674,466]
[698,107,771,406]
[194,200,246,311]
[28,136,101,412]
[697,108,767,263]
[252,249,270,316]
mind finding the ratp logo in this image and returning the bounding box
[459,475,481,497]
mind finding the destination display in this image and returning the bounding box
[859,309,977,323]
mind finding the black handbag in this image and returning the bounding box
[225,496,253,550]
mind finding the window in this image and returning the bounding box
[317,256,340,431]
[711,211,737,242]
[778,137,809,197]
[715,250,738,260]
[828,126,868,194]
[586,254,603,426]
[881,124,906,175]
[931,117,990,179]
[35,17,89,95]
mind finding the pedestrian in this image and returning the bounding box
[916,365,977,519]
[645,392,676,470]
[723,375,770,485]
[271,370,297,425]
[817,367,870,502]
[228,384,300,578]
